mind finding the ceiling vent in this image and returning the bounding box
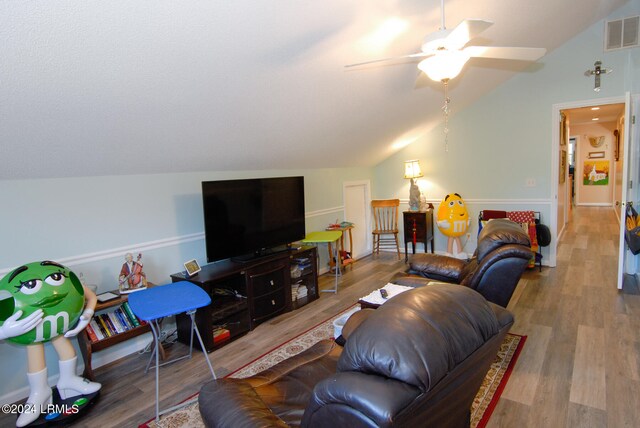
[605,15,639,51]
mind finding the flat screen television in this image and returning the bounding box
[202,176,306,263]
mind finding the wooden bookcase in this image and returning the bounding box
[77,287,163,381]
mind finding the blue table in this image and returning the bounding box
[128,281,216,423]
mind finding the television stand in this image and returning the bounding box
[171,256,285,352]
[170,247,318,352]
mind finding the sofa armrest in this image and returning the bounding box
[302,372,419,427]
[199,379,288,428]
[408,253,466,283]
[389,273,432,288]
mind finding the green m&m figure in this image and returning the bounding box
[0,261,101,427]
[0,261,85,345]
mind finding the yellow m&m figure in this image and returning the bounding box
[436,193,471,255]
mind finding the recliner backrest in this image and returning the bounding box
[337,284,501,392]
[476,219,530,263]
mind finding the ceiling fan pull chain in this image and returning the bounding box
[442,79,451,152]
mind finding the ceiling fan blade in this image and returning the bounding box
[345,52,433,68]
[446,19,493,50]
[464,46,546,61]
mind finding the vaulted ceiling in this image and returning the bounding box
[0,0,629,180]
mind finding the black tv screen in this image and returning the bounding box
[202,177,306,262]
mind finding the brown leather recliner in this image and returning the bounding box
[198,283,513,427]
[393,218,532,308]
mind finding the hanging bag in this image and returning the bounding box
[624,204,640,255]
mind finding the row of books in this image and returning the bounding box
[293,257,312,270]
[85,301,146,342]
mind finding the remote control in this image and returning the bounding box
[379,289,388,299]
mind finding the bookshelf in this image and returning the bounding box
[290,246,319,309]
[77,285,164,381]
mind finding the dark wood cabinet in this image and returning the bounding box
[403,208,435,262]
[171,248,317,352]
[290,246,319,309]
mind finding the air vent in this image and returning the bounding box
[605,15,639,51]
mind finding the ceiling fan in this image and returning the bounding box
[345,0,547,83]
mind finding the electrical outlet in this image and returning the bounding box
[525,178,536,187]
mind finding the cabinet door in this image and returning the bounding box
[250,266,285,298]
[252,291,287,324]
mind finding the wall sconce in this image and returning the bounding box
[404,160,423,211]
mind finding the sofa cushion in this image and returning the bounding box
[476,219,530,263]
[337,283,502,393]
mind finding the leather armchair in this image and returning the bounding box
[199,283,513,427]
[394,218,532,307]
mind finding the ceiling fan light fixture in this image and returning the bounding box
[418,50,470,82]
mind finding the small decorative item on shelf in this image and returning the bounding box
[213,327,230,345]
[183,259,201,277]
[118,252,147,294]
[327,219,341,229]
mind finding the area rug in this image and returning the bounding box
[141,308,526,428]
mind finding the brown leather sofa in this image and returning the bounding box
[393,218,532,308]
[198,283,513,427]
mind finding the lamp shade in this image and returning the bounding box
[418,51,470,82]
[404,160,423,179]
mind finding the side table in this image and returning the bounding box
[302,230,343,293]
[403,207,434,263]
[326,225,355,271]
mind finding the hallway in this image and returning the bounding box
[489,206,640,427]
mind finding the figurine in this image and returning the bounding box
[409,178,421,211]
[436,193,471,256]
[0,261,101,427]
[118,252,147,294]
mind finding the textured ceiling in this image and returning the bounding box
[0,0,629,179]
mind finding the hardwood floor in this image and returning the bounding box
[2,206,639,427]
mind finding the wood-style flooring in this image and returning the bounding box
[2,206,639,427]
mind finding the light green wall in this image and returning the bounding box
[0,166,373,403]
[374,1,640,253]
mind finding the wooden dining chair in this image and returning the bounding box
[371,199,401,260]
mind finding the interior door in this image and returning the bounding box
[343,180,372,259]
[616,92,635,289]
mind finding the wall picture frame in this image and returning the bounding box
[559,149,567,183]
[184,259,201,277]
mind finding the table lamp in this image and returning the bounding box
[404,160,423,211]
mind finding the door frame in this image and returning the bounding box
[551,95,626,268]
[343,180,372,257]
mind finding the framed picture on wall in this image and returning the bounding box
[559,149,566,183]
[583,160,609,186]
[614,129,620,161]
[560,112,567,146]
